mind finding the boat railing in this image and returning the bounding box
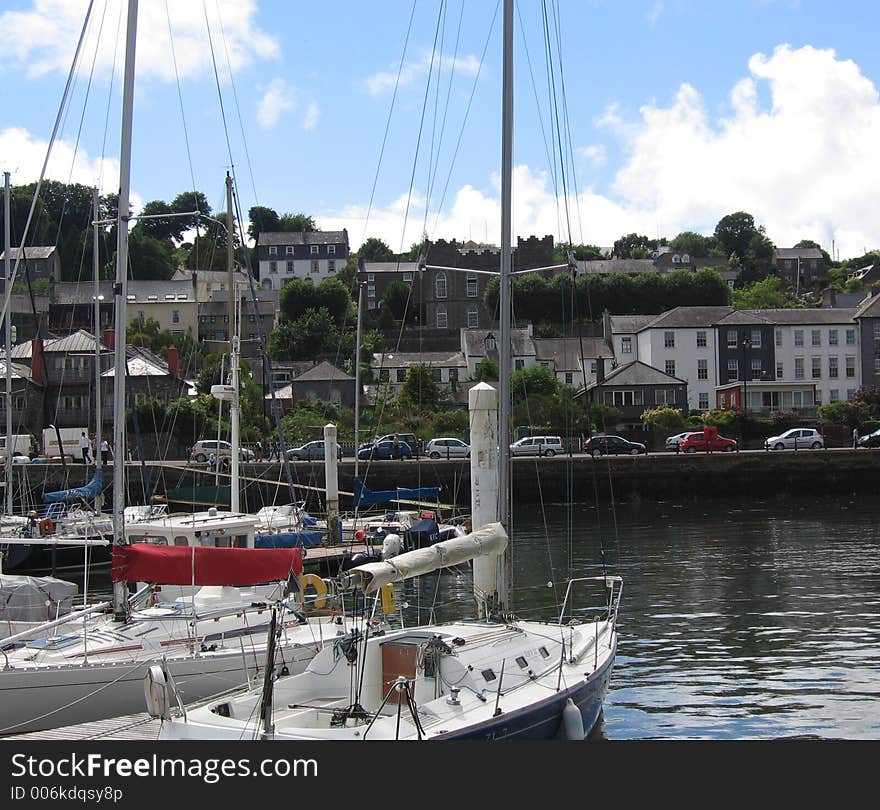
[557,575,624,629]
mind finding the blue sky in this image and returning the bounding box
[2,0,880,259]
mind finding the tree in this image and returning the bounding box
[399,364,441,410]
[269,307,340,360]
[509,364,559,405]
[125,228,177,280]
[641,407,687,434]
[382,280,414,321]
[279,213,316,232]
[472,357,499,381]
[247,206,281,241]
[357,237,394,261]
[669,231,723,257]
[279,277,352,327]
[613,233,658,259]
[731,276,787,309]
[714,212,760,261]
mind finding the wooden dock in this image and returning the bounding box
[6,713,163,741]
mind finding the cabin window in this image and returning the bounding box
[481,669,496,682]
[173,536,189,547]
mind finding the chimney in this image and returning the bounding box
[102,328,115,349]
[30,338,44,385]
[167,346,179,377]
[596,356,606,384]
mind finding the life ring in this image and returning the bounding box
[38,518,55,536]
[300,573,328,610]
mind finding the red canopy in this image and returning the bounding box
[112,544,303,585]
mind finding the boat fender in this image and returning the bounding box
[38,518,55,536]
[301,573,328,610]
[144,664,169,719]
[559,698,585,740]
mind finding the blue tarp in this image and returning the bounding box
[353,479,440,508]
[255,530,324,549]
[43,469,104,504]
[405,518,440,551]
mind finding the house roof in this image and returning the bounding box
[773,247,824,260]
[292,361,354,382]
[533,337,611,370]
[576,259,655,275]
[258,230,349,246]
[361,262,421,274]
[0,246,57,260]
[714,309,775,326]
[463,327,535,358]
[609,315,656,334]
[102,346,171,378]
[742,308,858,325]
[586,360,686,389]
[642,306,735,329]
[51,280,195,304]
[854,292,880,319]
[0,361,42,384]
[44,330,107,353]
[373,351,467,368]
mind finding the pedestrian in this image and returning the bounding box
[255,441,263,462]
[79,431,91,464]
[208,452,217,469]
[853,426,860,449]
[100,438,111,465]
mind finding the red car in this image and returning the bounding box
[678,431,737,453]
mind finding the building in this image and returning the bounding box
[257,230,350,291]
[853,291,880,390]
[371,350,469,401]
[0,246,61,281]
[197,288,277,361]
[101,345,188,411]
[773,247,826,286]
[0,359,44,439]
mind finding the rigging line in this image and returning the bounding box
[214,0,259,206]
[0,0,96,328]
[202,0,236,173]
[421,0,446,233]
[359,0,419,247]
[97,0,124,193]
[165,0,199,193]
[430,0,500,238]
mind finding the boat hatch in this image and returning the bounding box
[27,635,81,650]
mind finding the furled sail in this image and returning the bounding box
[112,545,303,586]
[342,522,507,593]
[353,478,440,508]
[43,469,103,504]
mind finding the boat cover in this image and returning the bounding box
[0,575,78,623]
[43,469,104,504]
[405,518,440,550]
[112,545,302,585]
[255,530,324,549]
[346,522,507,593]
[354,478,440,508]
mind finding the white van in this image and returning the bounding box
[509,435,564,457]
[0,434,32,461]
[42,427,89,461]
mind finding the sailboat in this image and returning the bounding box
[152,0,622,741]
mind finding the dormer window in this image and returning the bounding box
[485,333,496,351]
[682,254,690,263]
[268,246,277,256]
[672,254,681,263]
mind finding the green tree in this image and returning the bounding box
[382,280,413,321]
[669,231,723,257]
[269,307,339,360]
[509,364,560,405]
[641,406,687,434]
[613,233,662,259]
[731,275,787,309]
[125,229,177,280]
[399,364,441,410]
[714,212,761,261]
[357,237,394,261]
[472,357,499,381]
[279,213,316,232]
[247,206,281,242]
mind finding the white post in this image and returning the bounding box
[324,423,339,544]
[3,172,12,515]
[227,174,240,513]
[92,187,103,493]
[469,382,504,618]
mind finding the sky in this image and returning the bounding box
[1,0,880,261]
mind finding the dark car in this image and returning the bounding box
[678,432,737,453]
[858,428,880,448]
[286,440,343,461]
[357,439,413,460]
[583,434,646,456]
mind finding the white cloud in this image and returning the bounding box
[647,2,664,25]
[578,145,607,168]
[364,52,481,96]
[256,78,320,131]
[0,0,279,81]
[303,101,321,131]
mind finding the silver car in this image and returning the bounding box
[426,438,470,459]
[764,428,825,450]
[510,435,563,457]
[665,431,696,452]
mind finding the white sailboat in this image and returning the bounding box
[153,0,622,741]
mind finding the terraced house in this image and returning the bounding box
[257,230,349,290]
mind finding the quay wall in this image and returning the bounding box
[10,450,880,511]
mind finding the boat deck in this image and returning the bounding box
[5,712,163,741]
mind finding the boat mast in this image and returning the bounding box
[354,281,364,480]
[226,173,240,512]
[497,0,513,610]
[112,0,138,620]
[92,187,103,506]
[3,172,12,516]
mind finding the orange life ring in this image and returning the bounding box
[38,518,55,536]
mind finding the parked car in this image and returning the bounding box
[357,439,413,460]
[509,435,564,457]
[583,434,646,456]
[376,433,421,455]
[426,438,470,459]
[857,428,880,448]
[190,439,255,463]
[678,432,737,453]
[764,428,825,450]
[665,431,696,452]
[286,440,343,461]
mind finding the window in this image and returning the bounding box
[285,246,294,255]
[794,330,804,347]
[847,389,856,400]
[829,389,840,403]
[209,315,216,324]
[328,260,336,273]
[515,359,525,371]
[165,294,175,300]
[311,260,319,274]
[435,271,447,299]
[200,315,208,323]
[270,261,277,274]
[654,389,673,406]
[846,356,856,378]
[248,314,256,323]
[698,393,709,410]
[775,330,782,347]
[794,358,804,379]
[403,272,413,282]
[875,322,880,340]
[172,310,180,324]
[812,329,821,347]
[310,245,319,255]
[367,285,375,298]
[467,306,478,329]
[148,294,158,301]
[268,246,277,256]
[664,331,675,348]
[436,306,447,329]
[815,389,822,405]
[449,368,458,383]
[829,329,838,346]
[328,245,336,255]
[751,329,762,348]
[727,359,738,381]
[727,330,738,348]
[467,275,478,298]
[697,359,707,380]
[776,362,783,378]
[812,357,822,379]
[829,357,838,378]
[431,367,442,382]
[621,336,632,354]
[396,369,406,383]
[367,273,375,282]
[665,360,676,377]
[565,372,573,385]
[751,358,762,379]
[696,331,706,347]
[485,335,496,351]
[846,329,856,345]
